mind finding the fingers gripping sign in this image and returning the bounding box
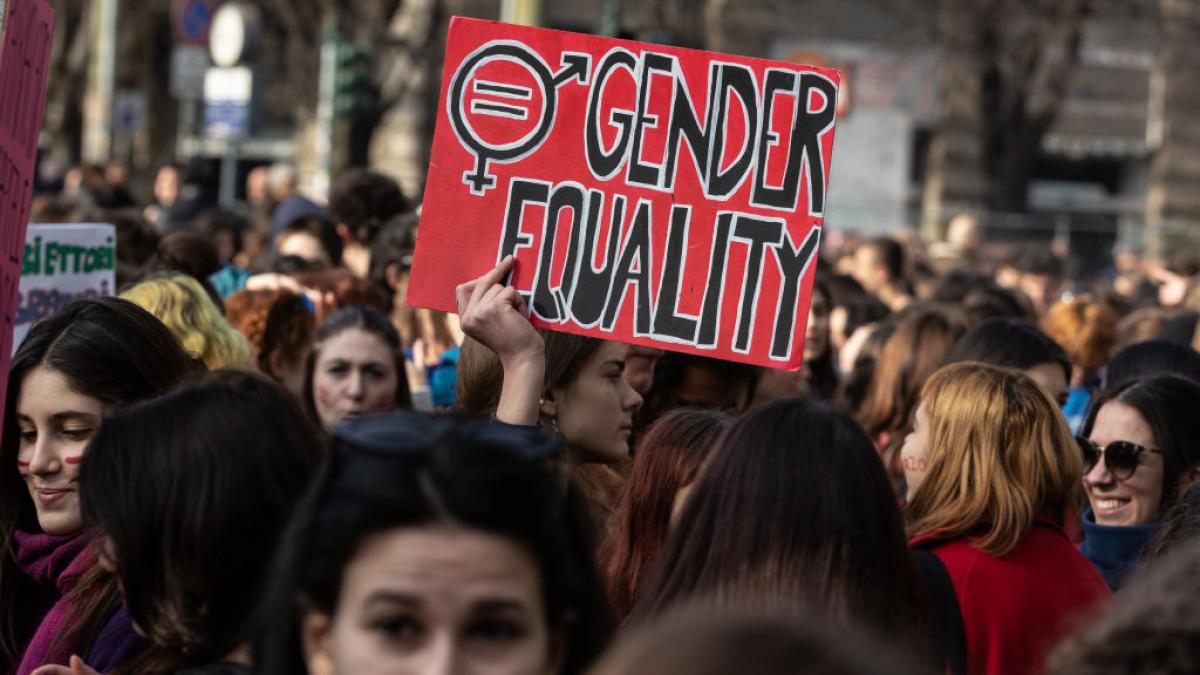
[456,256,546,427]
[456,256,545,368]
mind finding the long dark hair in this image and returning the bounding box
[0,298,201,668]
[599,408,729,618]
[253,413,613,675]
[79,370,322,673]
[628,399,923,640]
[1102,339,1200,390]
[944,318,1070,382]
[303,306,412,426]
[1082,374,1200,515]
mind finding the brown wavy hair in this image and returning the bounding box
[599,408,729,618]
[906,362,1082,556]
[225,289,316,379]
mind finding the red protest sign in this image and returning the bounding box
[0,0,55,408]
[408,17,839,370]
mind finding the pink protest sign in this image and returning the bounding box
[0,0,55,416]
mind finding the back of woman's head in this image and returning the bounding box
[907,362,1082,556]
[1083,374,1200,513]
[80,370,322,669]
[1102,340,1200,390]
[857,305,967,437]
[255,413,611,675]
[600,408,729,617]
[121,273,254,369]
[225,289,316,377]
[630,399,920,637]
[1046,540,1200,675]
[945,318,1069,379]
[1041,297,1118,373]
[455,335,505,417]
[588,608,924,675]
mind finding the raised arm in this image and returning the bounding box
[455,256,545,426]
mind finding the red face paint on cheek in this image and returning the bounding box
[314,384,338,410]
[64,456,82,465]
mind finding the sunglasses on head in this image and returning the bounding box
[1075,436,1161,481]
[332,411,562,462]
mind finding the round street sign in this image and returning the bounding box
[173,0,217,46]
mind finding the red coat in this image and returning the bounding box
[911,518,1110,675]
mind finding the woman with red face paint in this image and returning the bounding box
[1078,374,1200,589]
[0,299,201,674]
[303,306,413,433]
[454,257,644,532]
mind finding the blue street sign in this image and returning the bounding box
[204,100,249,138]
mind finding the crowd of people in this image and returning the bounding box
[3,161,1200,675]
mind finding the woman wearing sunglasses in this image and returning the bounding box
[902,362,1109,675]
[1078,373,1200,589]
[254,412,612,675]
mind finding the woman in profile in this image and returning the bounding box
[902,362,1110,675]
[0,299,200,674]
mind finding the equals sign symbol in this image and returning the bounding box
[471,80,533,120]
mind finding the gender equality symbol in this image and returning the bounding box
[447,40,590,195]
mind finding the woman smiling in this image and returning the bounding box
[0,299,200,674]
[1078,374,1200,588]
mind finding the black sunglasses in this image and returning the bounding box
[332,411,561,462]
[1075,435,1161,481]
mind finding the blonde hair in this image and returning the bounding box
[906,362,1082,557]
[121,274,254,370]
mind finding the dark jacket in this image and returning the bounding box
[1078,509,1158,590]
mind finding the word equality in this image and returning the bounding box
[499,179,820,361]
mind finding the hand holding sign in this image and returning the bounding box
[456,255,544,367]
[456,256,544,426]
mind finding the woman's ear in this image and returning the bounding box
[301,610,335,675]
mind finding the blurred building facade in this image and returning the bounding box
[62,0,1200,265]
